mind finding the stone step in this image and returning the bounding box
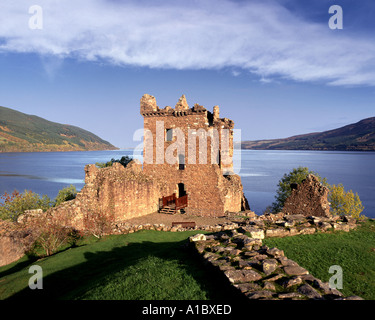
[159,207,176,214]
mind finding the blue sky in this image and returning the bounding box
[0,0,375,148]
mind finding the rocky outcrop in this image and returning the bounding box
[283,174,331,217]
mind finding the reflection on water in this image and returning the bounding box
[46,178,85,184]
[0,172,44,180]
[239,173,270,177]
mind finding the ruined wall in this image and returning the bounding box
[84,161,162,218]
[282,174,331,217]
[220,174,248,213]
[48,161,163,229]
[0,220,35,267]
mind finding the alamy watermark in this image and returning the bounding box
[28,4,343,31]
[28,5,43,30]
[132,122,242,175]
[28,265,43,290]
[329,5,343,30]
[329,265,343,289]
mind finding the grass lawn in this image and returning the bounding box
[0,230,242,300]
[1,219,374,300]
[264,219,375,300]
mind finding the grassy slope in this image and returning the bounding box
[0,106,117,152]
[1,221,374,300]
[241,117,375,151]
[264,219,375,300]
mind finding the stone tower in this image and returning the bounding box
[140,94,249,217]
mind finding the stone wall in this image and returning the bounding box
[47,161,163,229]
[0,220,35,267]
[188,213,362,300]
[190,229,362,300]
[282,174,331,217]
[111,211,357,237]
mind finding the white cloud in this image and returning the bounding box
[1,0,375,86]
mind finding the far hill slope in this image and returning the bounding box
[241,117,375,151]
[0,106,118,152]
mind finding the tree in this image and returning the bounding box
[329,183,364,218]
[54,185,77,207]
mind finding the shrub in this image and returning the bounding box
[0,190,52,222]
[95,161,109,168]
[25,210,83,257]
[54,185,77,207]
[0,187,83,256]
[25,213,80,256]
[95,156,132,169]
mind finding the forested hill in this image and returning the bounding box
[241,117,375,151]
[0,106,118,152]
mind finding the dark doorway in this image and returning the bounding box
[178,183,186,197]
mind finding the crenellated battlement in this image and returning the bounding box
[140,94,234,130]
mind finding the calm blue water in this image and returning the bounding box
[0,150,374,218]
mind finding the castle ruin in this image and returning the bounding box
[140,94,249,216]
[42,94,250,229]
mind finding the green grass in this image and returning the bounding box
[0,230,242,300]
[264,219,375,300]
[2,221,375,300]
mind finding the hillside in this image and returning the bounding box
[242,117,375,151]
[0,106,118,152]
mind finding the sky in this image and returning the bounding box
[0,0,375,149]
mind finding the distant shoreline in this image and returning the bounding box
[2,147,375,154]
[240,147,375,152]
[0,147,119,153]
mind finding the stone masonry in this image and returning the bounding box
[44,160,163,230]
[141,94,249,216]
[0,219,35,267]
[282,174,331,217]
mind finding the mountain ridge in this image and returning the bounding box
[0,105,118,152]
[241,117,375,151]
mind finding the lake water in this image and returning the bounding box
[0,150,374,218]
